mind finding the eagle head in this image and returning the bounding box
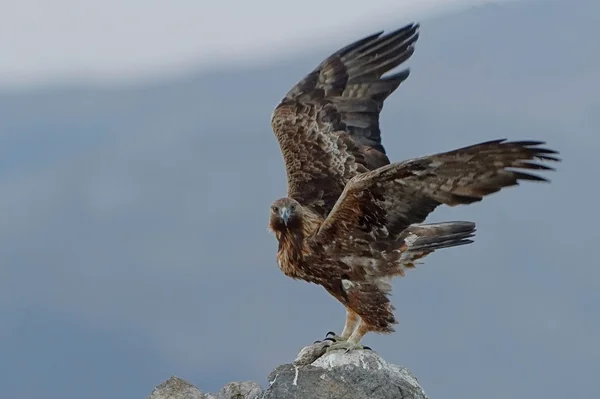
[269,197,303,231]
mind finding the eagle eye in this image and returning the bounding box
[290,204,296,211]
[271,206,279,213]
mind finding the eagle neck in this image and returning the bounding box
[277,225,305,263]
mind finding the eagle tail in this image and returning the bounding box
[403,221,476,251]
[395,221,476,274]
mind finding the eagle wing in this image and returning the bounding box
[313,139,560,254]
[271,23,419,217]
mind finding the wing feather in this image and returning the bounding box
[271,23,420,217]
[314,139,560,248]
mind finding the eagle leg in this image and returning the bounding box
[324,308,360,342]
[325,319,373,353]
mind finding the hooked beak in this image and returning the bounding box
[279,207,291,225]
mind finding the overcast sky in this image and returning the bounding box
[1,0,520,87]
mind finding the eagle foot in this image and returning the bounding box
[313,331,347,344]
[325,331,347,342]
[325,340,371,354]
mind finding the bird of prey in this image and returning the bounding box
[267,22,559,353]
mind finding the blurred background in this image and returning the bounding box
[1,0,598,398]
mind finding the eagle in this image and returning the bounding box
[267,22,559,353]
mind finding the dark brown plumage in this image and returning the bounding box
[267,23,560,350]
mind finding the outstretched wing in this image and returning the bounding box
[314,139,560,250]
[271,23,420,217]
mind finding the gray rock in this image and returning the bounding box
[214,381,264,399]
[264,343,429,399]
[293,340,331,366]
[147,376,211,399]
[147,376,263,399]
[148,343,428,399]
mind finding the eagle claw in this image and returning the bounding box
[325,340,372,353]
[324,331,346,342]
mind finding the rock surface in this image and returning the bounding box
[148,376,207,399]
[147,342,429,399]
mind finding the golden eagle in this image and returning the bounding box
[267,23,559,352]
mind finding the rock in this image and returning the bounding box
[148,342,428,399]
[264,343,429,399]
[147,376,263,399]
[214,381,264,399]
[293,340,331,366]
[147,376,211,399]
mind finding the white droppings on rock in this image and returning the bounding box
[292,365,299,386]
[268,374,277,386]
[312,350,384,371]
[360,356,367,369]
[311,350,424,393]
